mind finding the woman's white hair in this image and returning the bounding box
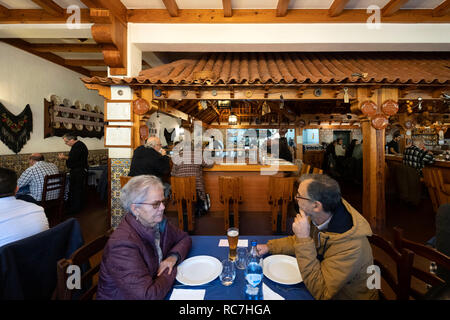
[120,175,164,213]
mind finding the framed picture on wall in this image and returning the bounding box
[104,100,132,121]
[104,125,133,147]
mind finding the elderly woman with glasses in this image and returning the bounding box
[97,175,191,300]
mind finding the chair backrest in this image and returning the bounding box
[268,176,295,202]
[41,173,66,203]
[393,227,450,299]
[430,168,450,207]
[368,233,414,300]
[120,176,132,188]
[171,176,197,201]
[218,176,243,202]
[312,167,323,174]
[300,163,311,175]
[55,228,113,300]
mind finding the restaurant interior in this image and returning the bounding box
[0,0,449,302]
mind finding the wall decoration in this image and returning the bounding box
[44,95,104,139]
[104,126,132,147]
[0,103,33,153]
[105,101,132,121]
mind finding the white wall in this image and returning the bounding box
[0,42,105,155]
[147,112,181,147]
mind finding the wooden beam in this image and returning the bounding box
[65,59,105,66]
[0,9,92,23]
[0,39,91,77]
[0,5,10,18]
[31,44,102,53]
[89,71,107,77]
[328,0,350,17]
[31,0,64,17]
[433,0,450,17]
[162,0,179,17]
[222,0,232,17]
[382,0,410,17]
[276,0,290,17]
[127,9,450,23]
[81,0,127,25]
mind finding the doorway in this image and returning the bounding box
[333,130,351,147]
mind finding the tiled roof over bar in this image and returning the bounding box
[82,52,450,86]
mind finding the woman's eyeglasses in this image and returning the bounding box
[134,198,168,209]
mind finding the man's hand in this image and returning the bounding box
[157,255,178,276]
[292,210,311,240]
[160,149,167,156]
[256,244,269,256]
[58,153,67,160]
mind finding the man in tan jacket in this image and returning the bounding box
[257,174,378,300]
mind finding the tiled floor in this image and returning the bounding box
[72,179,437,299]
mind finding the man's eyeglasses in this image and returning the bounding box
[134,198,168,209]
[294,193,314,202]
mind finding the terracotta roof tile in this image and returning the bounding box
[82,52,450,86]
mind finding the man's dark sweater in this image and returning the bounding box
[67,140,88,170]
[128,146,170,178]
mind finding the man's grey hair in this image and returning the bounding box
[145,136,159,149]
[63,132,78,141]
[298,174,341,213]
[120,175,164,213]
[413,137,425,148]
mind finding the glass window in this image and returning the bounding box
[303,129,319,145]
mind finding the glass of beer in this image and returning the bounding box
[227,227,239,261]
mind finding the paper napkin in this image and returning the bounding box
[262,283,285,300]
[218,239,249,247]
[170,288,206,300]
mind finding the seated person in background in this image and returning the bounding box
[0,168,49,248]
[334,138,346,157]
[97,175,191,300]
[403,137,434,175]
[257,174,378,300]
[171,141,213,215]
[387,132,401,155]
[16,153,59,204]
[129,136,171,197]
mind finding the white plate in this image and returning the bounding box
[176,255,222,286]
[263,255,302,285]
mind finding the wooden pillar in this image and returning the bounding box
[355,87,399,232]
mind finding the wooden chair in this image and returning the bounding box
[422,167,439,213]
[268,176,295,232]
[430,168,450,207]
[368,233,414,300]
[119,176,132,188]
[300,163,311,175]
[393,227,450,300]
[40,173,66,227]
[171,176,197,232]
[55,228,113,300]
[312,167,323,174]
[219,176,243,230]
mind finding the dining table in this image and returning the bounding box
[165,235,314,300]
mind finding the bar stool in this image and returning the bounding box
[171,176,197,232]
[268,176,295,233]
[430,168,450,208]
[219,176,243,230]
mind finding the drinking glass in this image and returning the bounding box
[236,247,248,270]
[219,259,236,286]
[227,227,239,261]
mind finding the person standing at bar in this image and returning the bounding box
[387,132,401,155]
[58,133,88,215]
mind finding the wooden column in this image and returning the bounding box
[355,87,399,232]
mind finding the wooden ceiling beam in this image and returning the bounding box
[328,0,350,17]
[0,38,91,77]
[127,9,450,23]
[162,0,179,17]
[276,0,291,17]
[65,59,105,66]
[31,44,102,53]
[31,0,64,17]
[382,0,410,17]
[81,0,127,25]
[0,9,92,23]
[0,5,10,18]
[222,0,232,17]
[433,0,450,17]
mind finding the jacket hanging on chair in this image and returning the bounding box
[0,103,33,154]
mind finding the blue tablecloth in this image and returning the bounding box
[166,235,314,300]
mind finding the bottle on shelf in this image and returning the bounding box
[245,240,263,300]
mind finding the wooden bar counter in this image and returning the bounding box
[386,154,450,182]
[203,162,298,213]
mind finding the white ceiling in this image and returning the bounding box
[0,0,445,10]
